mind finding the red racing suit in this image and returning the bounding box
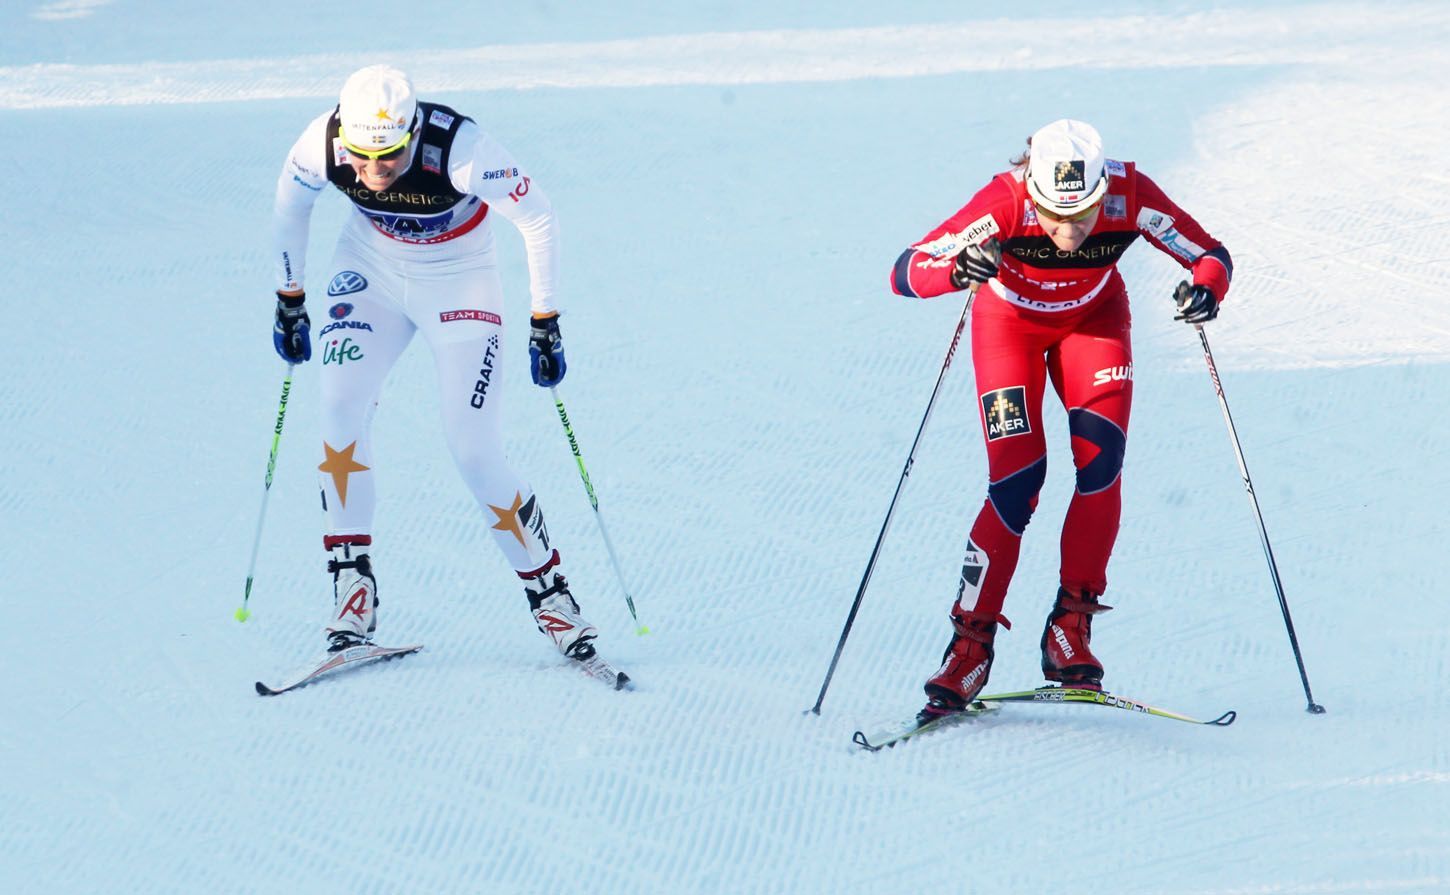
[890,161,1231,619]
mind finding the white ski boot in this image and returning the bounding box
[326,541,378,651]
[522,560,598,659]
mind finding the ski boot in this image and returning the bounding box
[325,538,378,652]
[521,552,599,660]
[1040,586,1112,689]
[921,609,1010,720]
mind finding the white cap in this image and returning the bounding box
[338,65,417,151]
[1025,119,1109,214]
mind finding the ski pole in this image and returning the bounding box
[1176,282,1324,714]
[236,364,296,622]
[809,284,979,715]
[550,387,649,635]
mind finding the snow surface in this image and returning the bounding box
[3,2,1448,893]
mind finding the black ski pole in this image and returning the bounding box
[1176,282,1325,714]
[808,284,978,715]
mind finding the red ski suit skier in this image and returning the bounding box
[891,160,1232,620]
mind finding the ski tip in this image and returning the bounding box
[254,681,275,697]
[851,731,881,751]
[1210,710,1237,726]
[615,672,633,691]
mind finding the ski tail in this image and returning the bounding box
[853,701,999,751]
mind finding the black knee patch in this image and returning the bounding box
[1068,408,1126,495]
[988,456,1047,536]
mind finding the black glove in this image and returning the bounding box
[528,314,566,387]
[949,238,1002,290]
[273,292,312,363]
[1173,280,1219,325]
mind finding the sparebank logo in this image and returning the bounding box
[327,271,368,297]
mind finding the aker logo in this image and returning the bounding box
[428,109,455,129]
[470,334,500,409]
[981,386,1031,441]
[329,302,355,320]
[1092,363,1133,387]
[442,309,503,325]
[327,271,368,297]
[1053,160,1086,191]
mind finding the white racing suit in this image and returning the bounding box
[272,102,561,575]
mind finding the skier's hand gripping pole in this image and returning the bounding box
[550,387,648,636]
[809,282,981,715]
[236,364,296,622]
[1174,280,1324,714]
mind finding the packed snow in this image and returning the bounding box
[3,2,1447,892]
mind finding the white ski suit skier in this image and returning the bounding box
[269,64,597,660]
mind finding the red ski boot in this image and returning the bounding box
[1040,587,1112,689]
[922,609,1010,718]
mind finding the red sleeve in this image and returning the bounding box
[891,177,1016,299]
[1133,170,1233,302]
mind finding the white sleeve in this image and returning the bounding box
[271,112,331,293]
[450,120,561,316]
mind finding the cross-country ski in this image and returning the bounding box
[255,642,424,696]
[854,686,1233,750]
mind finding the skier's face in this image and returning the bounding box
[1037,204,1100,252]
[348,148,411,191]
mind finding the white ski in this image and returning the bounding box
[255,642,423,696]
[573,649,633,691]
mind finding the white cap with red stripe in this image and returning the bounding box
[1025,119,1109,214]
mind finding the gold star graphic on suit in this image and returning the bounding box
[319,441,369,508]
[488,492,527,547]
